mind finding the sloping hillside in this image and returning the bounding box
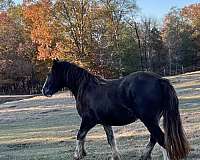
[0,71,200,160]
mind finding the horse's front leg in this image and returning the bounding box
[74,117,96,160]
[103,125,121,160]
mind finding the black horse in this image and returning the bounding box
[42,59,190,160]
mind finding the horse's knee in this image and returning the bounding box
[77,130,87,140]
[143,121,165,147]
[103,126,116,146]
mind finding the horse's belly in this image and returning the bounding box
[105,117,137,126]
[100,108,138,126]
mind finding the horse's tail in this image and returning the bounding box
[160,78,190,160]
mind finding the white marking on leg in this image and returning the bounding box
[42,77,48,95]
[161,147,170,160]
[104,126,120,160]
[74,139,85,159]
[111,138,119,158]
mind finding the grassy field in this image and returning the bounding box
[0,71,200,160]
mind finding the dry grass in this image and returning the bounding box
[0,71,200,160]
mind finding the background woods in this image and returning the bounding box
[0,0,200,94]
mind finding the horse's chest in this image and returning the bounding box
[76,101,88,117]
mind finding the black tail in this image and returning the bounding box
[161,79,190,160]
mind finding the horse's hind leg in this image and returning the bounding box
[103,125,121,160]
[74,117,96,160]
[140,135,156,160]
[142,120,170,160]
[140,116,162,160]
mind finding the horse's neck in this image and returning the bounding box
[66,67,92,98]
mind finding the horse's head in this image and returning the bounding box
[42,59,65,97]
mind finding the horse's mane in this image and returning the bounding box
[62,61,105,85]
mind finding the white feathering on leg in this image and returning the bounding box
[74,139,85,159]
[161,147,170,160]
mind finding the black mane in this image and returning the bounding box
[61,61,103,97]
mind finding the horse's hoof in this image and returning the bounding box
[112,154,121,160]
[73,154,81,160]
[73,151,86,160]
[82,149,87,156]
[74,155,84,160]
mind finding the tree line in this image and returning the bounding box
[0,0,199,94]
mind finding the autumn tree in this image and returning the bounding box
[181,3,200,68]
[181,3,200,36]
[162,8,184,74]
[162,5,200,74]
[23,0,137,77]
[0,9,34,78]
[0,1,41,94]
[22,0,56,59]
[1,0,200,94]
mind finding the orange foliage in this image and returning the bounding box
[23,0,54,59]
[181,3,200,45]
[0,11,10,24]
[181,3,200,23]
